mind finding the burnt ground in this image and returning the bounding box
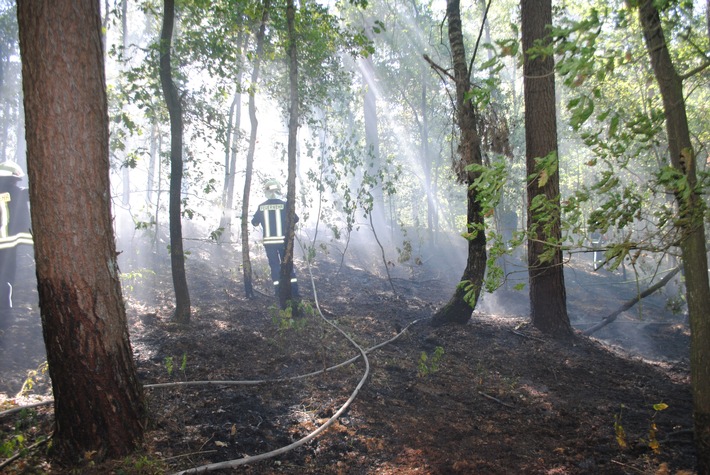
[0,242,697,474]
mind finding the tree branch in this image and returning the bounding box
[423,53,454,81]
[583,265,682,336]
[468,0,493,82]
[679,59,710,81]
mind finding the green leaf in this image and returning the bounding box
[538,169,549,187]
[608,114,619,137]
[653,402,668,411]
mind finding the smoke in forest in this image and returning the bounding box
[0,0,700,397]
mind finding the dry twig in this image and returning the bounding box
[478,391,514,409]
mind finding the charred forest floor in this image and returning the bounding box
[0,244,697,474]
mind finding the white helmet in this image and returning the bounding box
[264,179,281,199]
[0,161,24,179]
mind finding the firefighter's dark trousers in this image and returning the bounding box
[264,244,300,298]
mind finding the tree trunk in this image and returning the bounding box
[120,0,130,207]
[218,93,238,242]
[241,0,270,299]
[521,0,572,340]
[361,56,386,234]
[279,0,298,309]
[0,42,8,162]
[219,28,245,244]
[16,0,145,464]
[159,0,191,323]
[636,1,710,471]
[431,0,487,326]
[147,121,158,204]
[420,65,437,245]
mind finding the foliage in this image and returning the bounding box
[643,402,669,455]
[0,407,37,459]
[163,356,173,376]
[548,3,709,271]
[464,159,512,292]
[16,362,49,399]
[164,352,187,378]
[614,402,670,454]
[121,268,157,295]
[417,346,444,378]
[302,128,401,266]
[0,433,25,459]
[270,300,315,334]
[466,1,708,298]
[264,0,372,124]
[114,454,168,475]
[614,404,627,449]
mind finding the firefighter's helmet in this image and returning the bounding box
[0,161,24,179]
[264,179,282,199]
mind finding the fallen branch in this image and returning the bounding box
[509,329,544,342]
[162,450,219,462]
[610,459,645,473]
[660,428,694,445]
[478,391,514,409]
[583,266,682,336]
[0,400,53,420]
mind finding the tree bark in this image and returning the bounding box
[431,0,487,326]
[521,0,572,340]
[636,1,710,471]
[241,0,270,299]
[159,0,191,323]
[279,0,299,309]
[17,0,145,464]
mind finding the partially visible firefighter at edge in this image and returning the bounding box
[0,161,33,330]
[251,179,300,298]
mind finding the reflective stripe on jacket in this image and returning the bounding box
[0,186,32,250]
[252,198,298,245]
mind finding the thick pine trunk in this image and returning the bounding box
[521,0,572,340]
[159,0,191,323]
[17,0,145,463]
[637,2,710,471]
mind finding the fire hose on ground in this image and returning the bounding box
[0,260,427,473]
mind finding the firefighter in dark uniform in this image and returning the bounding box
[251,179,300,297]
[0,161,33,328]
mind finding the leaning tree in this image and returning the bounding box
[429,0,487,326]
[635,0,710,470]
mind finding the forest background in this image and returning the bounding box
[1,1,708,301]
[0,0,709,472]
